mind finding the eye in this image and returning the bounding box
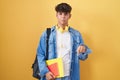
[59,12,62,15]
[64,12,68,15]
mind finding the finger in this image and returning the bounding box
[82,47,85,52]
[79,46,83,53]
[78,46,82,53]
[82,46,86,52]
[46,72,54,80]
[80,46,84,53]
[77,46,82,53]
[80,46,83,52]
[48,75,53,80]
[50,72,55,79]
[46,75,51,80]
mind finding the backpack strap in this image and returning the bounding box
[32,28,51,79]
[46,28,51,60]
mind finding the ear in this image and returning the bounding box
[69,14,72,19]
[56,12,58,17]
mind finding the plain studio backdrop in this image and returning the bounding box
[0,0,120,80]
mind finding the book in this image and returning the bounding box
[46,58,64,78]
[47,62,59,76]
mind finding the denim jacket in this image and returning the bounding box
[37,26,91,80]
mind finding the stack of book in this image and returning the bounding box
[46,58,64,78]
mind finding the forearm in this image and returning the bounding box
[37,54,49,77]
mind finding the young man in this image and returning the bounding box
[37,3,91,80]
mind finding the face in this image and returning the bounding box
[56,12,71,26]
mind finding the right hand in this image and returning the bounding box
[45,72,55,80]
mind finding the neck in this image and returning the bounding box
[57,23,68,29]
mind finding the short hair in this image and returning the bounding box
[55,3,72,13]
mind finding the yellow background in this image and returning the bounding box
[0,0,120,80]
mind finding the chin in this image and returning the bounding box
[61,22,67,25]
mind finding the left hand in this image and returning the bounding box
[77,45,86,54]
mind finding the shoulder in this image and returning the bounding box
[69,27,82,36]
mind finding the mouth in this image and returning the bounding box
[61,20,66,22]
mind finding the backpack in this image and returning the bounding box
[32,28,51,79]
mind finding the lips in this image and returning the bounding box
[61,20,66,22]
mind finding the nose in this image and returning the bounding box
[61,13,65,18]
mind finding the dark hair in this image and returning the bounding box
[55,3,72,13]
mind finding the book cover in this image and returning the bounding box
[46,58,64,78]
[47,62,59,76]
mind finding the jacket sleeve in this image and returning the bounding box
[37,31,49,77]
[77,32,92,61]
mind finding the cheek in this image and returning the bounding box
[66,16,70,19]
[57,16,61,20]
